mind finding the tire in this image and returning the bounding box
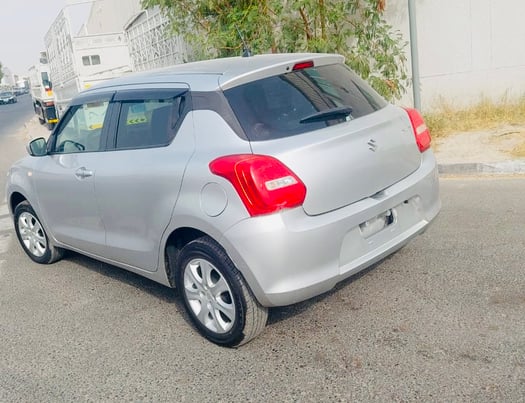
[177,236,268,347]
[14,201,64,264]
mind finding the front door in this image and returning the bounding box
[33,99,111,255]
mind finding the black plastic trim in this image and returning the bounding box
[191,91,247,140]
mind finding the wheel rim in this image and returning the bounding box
[18,212,47,258]
[183,258,236,334]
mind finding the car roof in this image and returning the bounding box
[82,53,344,94]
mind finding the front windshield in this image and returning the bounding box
[1,92,13,97]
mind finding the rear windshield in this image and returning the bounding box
[224,63,387,141]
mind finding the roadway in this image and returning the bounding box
[0,116,524,401]
[0,94,38,196]
[0,93,35,138]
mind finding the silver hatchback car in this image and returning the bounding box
[6,53,440,346]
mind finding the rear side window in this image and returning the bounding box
[114,93,187,149]
[224,63,387,141]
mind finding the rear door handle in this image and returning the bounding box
[75,167,94,180]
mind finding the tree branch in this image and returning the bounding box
[299,6,313,40]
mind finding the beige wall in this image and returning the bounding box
[385,0,525,111]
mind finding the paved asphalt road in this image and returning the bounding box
[0,116,524,401]
[0,94,35,138]
[0,94,36,191]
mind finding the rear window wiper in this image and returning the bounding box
[299,106,353,124]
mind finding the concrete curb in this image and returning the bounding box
[438,161,525,175]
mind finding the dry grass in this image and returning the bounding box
[511,141,525,158]
[423,95,525,138]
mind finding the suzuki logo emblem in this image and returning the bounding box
[367,139,378,152]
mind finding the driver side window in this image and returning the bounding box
[53,101,110,154]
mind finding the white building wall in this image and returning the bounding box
[84,0,142,34]
[385,0,525,111]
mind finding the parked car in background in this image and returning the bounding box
[5,53,441,347]
[0,91,17,104]
[14,87,29,96]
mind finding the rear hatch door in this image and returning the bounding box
[250,105,421,215]
[224,61,422,215]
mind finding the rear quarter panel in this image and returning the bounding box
[160,109,253,260]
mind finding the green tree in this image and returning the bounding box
[0,61,4,83]
[141,0,408,100]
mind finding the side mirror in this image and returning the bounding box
[27,137,48,157]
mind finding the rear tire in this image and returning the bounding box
[177,236,268,347]
[14,201,64,264]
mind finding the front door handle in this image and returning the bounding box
[75,167,94,180]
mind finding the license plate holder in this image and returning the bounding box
[359,209,395,238]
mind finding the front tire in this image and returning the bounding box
[14,201,64,264]
[177,236,268,347]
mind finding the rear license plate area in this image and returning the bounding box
[359,209,395,238]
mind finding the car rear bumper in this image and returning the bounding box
[221,150,441,307]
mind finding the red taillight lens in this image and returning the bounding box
[209,154,307,217]
[404,108,431,152]
[292,61,314,71]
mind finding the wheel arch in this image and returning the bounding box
[8,190,60,250]
[162,223,266,307]
[164,226,209,288]
[9,191,27,215]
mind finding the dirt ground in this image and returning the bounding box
[18,116,50,142]
[433,124,525,164]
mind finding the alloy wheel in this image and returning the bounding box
[183,258,236,334]
[18,212,47,258]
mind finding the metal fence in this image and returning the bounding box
[125,7,189,72]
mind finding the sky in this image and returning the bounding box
[0,0,86,76]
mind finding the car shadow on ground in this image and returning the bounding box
[64,250,179,302]
[62,250,205,331]
[62,248,391,330]
[266,260,386,325]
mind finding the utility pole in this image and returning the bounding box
[408,0,421,110]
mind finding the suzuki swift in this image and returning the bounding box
[6,53,440,346]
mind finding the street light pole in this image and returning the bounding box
[408,0,421,110]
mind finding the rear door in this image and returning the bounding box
[225,63,422,215]
[94,86,195,271]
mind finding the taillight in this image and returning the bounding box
[292,61,314,71]
[209,154,306,217]
[404,108,431,152]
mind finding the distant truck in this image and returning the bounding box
[15,79,29,95]
[44,7,132,118]
[28,52,58,130]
